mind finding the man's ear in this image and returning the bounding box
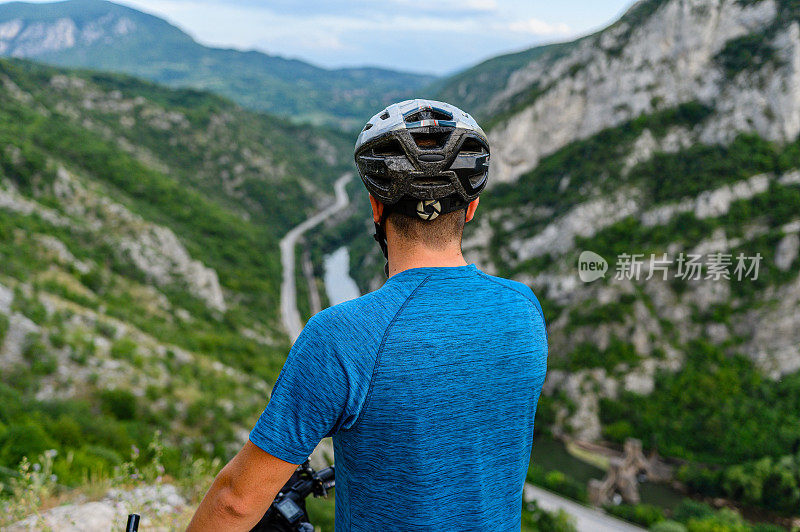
[465,197,480,223]
[369,194,384,224]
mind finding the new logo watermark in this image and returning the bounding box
[577,251,763,283]
[578,250,608,282]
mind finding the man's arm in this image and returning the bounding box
[186,440,299,532]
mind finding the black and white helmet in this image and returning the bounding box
[354,99,490,217]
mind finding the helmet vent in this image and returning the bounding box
[405,108,453,123]
[368,173,391,185]
[459,138,487,154]
[413,175,449,186]
[362,123,373,132]
[468,172,487,188]
[412,131,450,149]
[372,139,404,157]
[380,111,390,120]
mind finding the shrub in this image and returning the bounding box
[22,333,57,375]
[527,466,589,503]
[678,464,724,497]
[569,300,632,326]
[12,288,48,324]
[79,267,105,293]
[0,313,9,344]
[557,337,639,372]
[0,420,56,466]
[68,332,96,365]
[750,524,787,532]
[83,444,124,466]
[672,499,715,523]
[49,329,66,349]
[716,33,777,78]
[605,503,665,527]
[685,508,749,532]
[98,388,138,421]
[522,500,577,532]
[603,420,635,443]
[632,134,781,203]
[51,447,113,485]
[95,320,117,338]
[650,521,688,532]
[51,415,82,447]
[534,395,557,429]
[110,337,138,361]
[752,523,786,532]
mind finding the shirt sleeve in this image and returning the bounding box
[249,313,352,464]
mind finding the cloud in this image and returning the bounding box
[507,17,571,35]
[385,0,498,15]
[75,0,579,72]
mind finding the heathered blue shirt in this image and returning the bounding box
[250,263,548,531]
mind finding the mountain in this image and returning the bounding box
[321,0,800,518]
[0,0,436,129]
[0,55,352,502]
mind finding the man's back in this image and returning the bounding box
[250,263,548,531]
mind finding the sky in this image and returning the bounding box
[22,0,637,74]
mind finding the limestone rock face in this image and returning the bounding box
[52,168,227,312]
[738,273,800,378]
[485,0,787,183]
[775,233,800,271]
[0,310,40,370]
[0,15,137,57]
[509,190,642,261]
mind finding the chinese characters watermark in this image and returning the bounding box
[578,251,762,283]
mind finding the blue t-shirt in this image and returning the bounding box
[250,263,548,531]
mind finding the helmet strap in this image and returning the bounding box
[373,208,390,277]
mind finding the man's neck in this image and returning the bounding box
[387,244,468,277]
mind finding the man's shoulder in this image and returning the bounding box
[475,271,545,321]
[302,285,409,347]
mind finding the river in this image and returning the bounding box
[323,247,361,305]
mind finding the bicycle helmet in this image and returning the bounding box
[354,99,490,276]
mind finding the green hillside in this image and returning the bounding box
[0,56,350,501]
[0,0,435,129]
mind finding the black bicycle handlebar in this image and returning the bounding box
[250,461,335,532]
[123,461,334,532]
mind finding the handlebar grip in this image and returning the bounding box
[317,466,335,482]
[126,514,140,532]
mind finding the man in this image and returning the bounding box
[187,99,548,531]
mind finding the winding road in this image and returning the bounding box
[280,172,353,342]
[278,172,643,531]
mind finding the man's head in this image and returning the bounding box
[368,194,480,251]
[354,99,489,274]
